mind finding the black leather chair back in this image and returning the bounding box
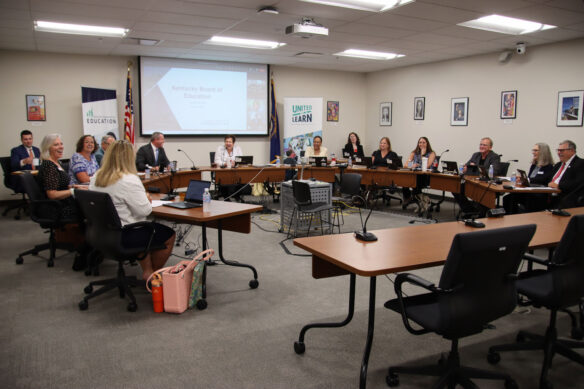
[437,224,537,337]
[340,173,361,196]
[20,172,45,201]
[209,152,215,165]
[495,162,510,176]
[292,180,312,207]
[1,156,15,191]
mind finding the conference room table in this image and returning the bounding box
[140,169,202,191]
[292,207,584,389]
[464,177,560,209]
[151,196,263,306]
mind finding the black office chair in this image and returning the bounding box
[287,180,337,238]
[385,224,536,389]
[488,215,584,389]
[75,190,165,312]
[332,173,362,227]
[58,158,70,173]
[1,156,27,219]
[16,173,77,267]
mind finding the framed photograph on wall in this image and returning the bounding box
[414,97,425,120]
[450,97,468,126]
[556,90,583,127]
[380,102,392,126]
[327,100,339,122]
[500,90,517,119]
[26,95,46,121]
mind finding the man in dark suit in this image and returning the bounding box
[135,132,170,172]
[11,130,40,171]
[463,137,500,175]
[548,140,584,208]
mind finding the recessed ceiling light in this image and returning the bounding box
[34,20,128,37]
[204,36,286,50]
[258,6,279,15]
[458,15,556,35]
[299,0,414,12]
[334,49,405,60]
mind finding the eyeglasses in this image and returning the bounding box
[479,144,490,147]
[531,149,539,152]
[557,148,571,152]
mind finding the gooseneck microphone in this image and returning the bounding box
[177,149,197,170]
[353,194,378,242]
[436,149,450,171]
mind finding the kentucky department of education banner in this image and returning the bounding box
[282,97,323,160]
[81,87,118,139]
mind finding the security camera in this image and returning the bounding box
[516,42,526,55]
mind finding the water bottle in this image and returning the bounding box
[458,164,464,175]
[202,188,211,212]
[331,153,336,166]
[275,156,280,167]
[150,274,164,313]
[145,167,151,180]
[510,171,517,187]
[488,164,494,179]
[348,156,352,167]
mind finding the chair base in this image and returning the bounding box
[488,310,584,389]
[79,261,144,312]
[388,340,517,389]
[16,229,74,267]
[2,197,27,220]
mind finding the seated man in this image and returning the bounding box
[548,140,584,208]
[94,134,115,166]
[135,132,170,172]
[463,137,500,175]
[11,130,40,172]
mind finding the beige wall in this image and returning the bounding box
[1,39,583,200]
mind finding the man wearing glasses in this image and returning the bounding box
[463,137,500,175]
[548,140,584,207]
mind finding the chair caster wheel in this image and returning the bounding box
[571,327,584,340]
[127,302,137,312]
[386,372,399,387]
[16,256,23,265]
[294,341,305,354]
[79,300,88,310]
[487,351,501,365]
[196,299,207,310]
[505,379,518,389]
[14,214,21,220]
[541,379,553,389]
[32,251,39,256]
[47,260,54,267]
[84,285,93,294]
[249,279,259,289]
[516,332,527,342]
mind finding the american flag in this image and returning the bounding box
[269,76,280,161]
[124,68,134,144]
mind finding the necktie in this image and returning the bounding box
[552,163,565,182]
[29,148,35,170]
[154,148,159,166]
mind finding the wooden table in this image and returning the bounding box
[464,178,559,208]
[152,198,263,304]
[345,166,418,188]
[141,169,202,191]
[292,207,584,388]
[211,166,288,185]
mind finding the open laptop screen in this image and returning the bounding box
[185,180,211,203]
[309,156,327,167]
[235,155,253,166]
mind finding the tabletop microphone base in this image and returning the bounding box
[355,230,378,242]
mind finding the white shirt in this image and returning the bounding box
[214,145,242,166]
[89,173,152,226]
[304,146,328,158]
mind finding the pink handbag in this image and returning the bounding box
[147,249,214,313]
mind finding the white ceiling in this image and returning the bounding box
[1,0,584,72]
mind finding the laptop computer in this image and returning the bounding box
[163,179,211,209]
[516,169,545,187]
[441,160,459,174]
[353,156,372,168]
[234,155,253,166]
[309,156,327,167]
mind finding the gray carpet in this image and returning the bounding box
[1,199,582,389]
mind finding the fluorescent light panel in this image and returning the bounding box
[458,15,556,35]
[34,20,128,37]
[300,0,414,12]
[335,49,404,60]
[205,36,285,50]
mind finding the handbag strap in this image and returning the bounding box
[145,248,215,292]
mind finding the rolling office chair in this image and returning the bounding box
[287,180,338,238]
[331,173,362,227]
[1,156,27,219]
[385,224,536,389]
[488,215,584,389]
[16,172,77,267]
[75,190,165,312]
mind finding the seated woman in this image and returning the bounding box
[343,132,364,159]
[371,137,400,167]
[89,140,176,280]
[403,137,436,207]
[214,134,242,168]
[503,142,555,214]
[304,135,328,158]
[69,135,99,185]
[38,134,89,269]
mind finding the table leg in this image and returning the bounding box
[201,223,207,299]
[216,220,259,289]
[293,273,356,354]
[360,276,376,389]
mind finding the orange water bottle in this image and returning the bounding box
[151,274,164,313]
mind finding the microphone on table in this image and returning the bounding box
[436,149,450,171]
[353,194,378,242]
[177,149,197,170]
[148,165,176,201]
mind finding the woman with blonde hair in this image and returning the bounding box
[90,140,175,280]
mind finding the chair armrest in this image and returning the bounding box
[393,273,436,335]
[30,199,65,223]
[523,253,551,268]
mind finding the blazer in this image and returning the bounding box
[553,155,584,195]
[343,143,364,159]
[10,144,40,171]
[528,163,554,186]
[135,143,170,171]
[372,150,401,168]
[465,150,500,175]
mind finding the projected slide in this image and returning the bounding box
[140,57,268,136]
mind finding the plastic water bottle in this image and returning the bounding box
[348,156,352,167]
[488,164,494,179]
[331,153,336,166]
[510,171,517,187]
[458,164,464,175]
[275,156,280,167]
[145,167,151,180]
[202,188,211,212]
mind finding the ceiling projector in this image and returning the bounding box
[285,17,328,38]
